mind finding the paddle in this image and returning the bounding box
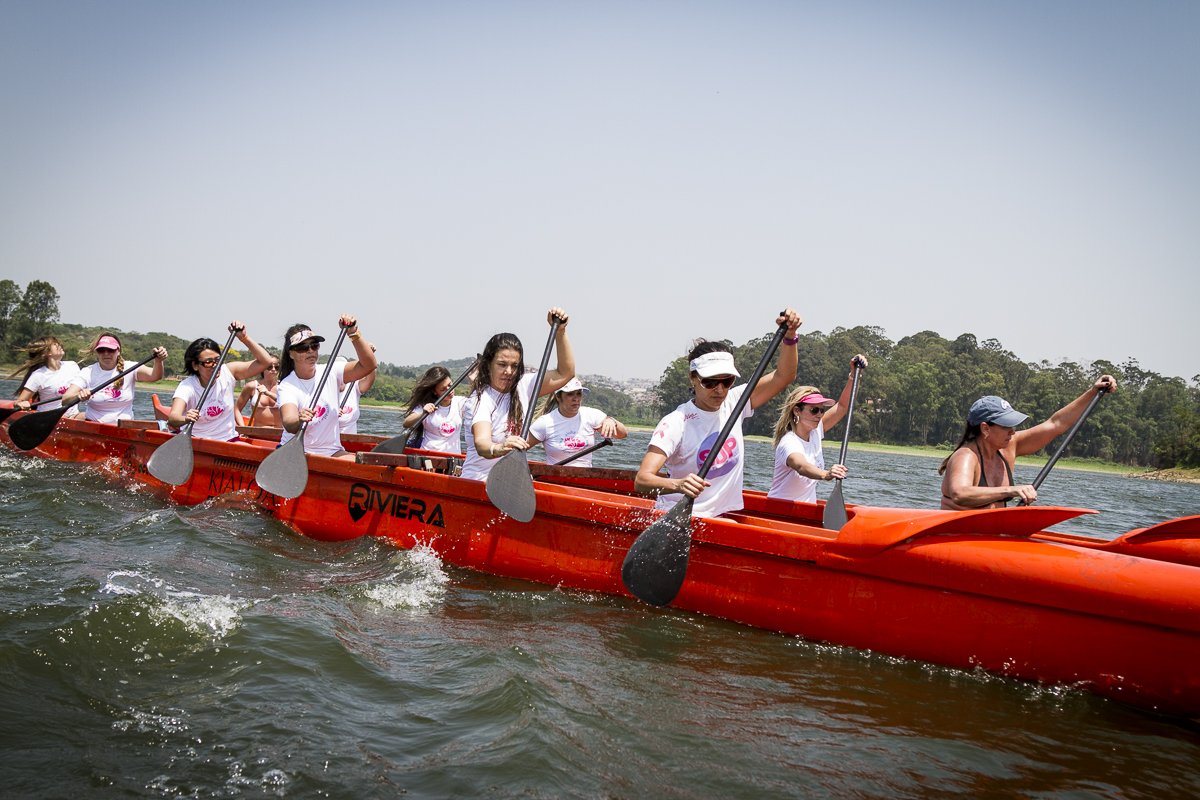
[372,359,479,455]
[555,437,613,467]
[146,328,240,485]
[8,354,158,451]
[1021,385,1108,505]
[254,326,349,499]
[485,317,562,522]
[822,358,865,530]
[622,318,790,607]
[0,397,61,423]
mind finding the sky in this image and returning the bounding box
[2,1,1197,383]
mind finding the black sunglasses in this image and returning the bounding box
[699,376,736,390]
[291,343,320,353]
[196,358,219,368]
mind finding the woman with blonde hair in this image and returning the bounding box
[62,332,167,423]
[767,355,867,504]
[9,336,80,411]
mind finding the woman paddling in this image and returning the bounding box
[62,333,168,423]
[237,356,282,427]
[767,355,868,503]
[276,315,377,460]
[634,309,803,518]
[526,378,627,466]
[166,322,274,441]
[8,336,81,412]
[336,346,378,436]
[460,308,575,482]
[939,375,1117,509]
[402,366,473,453]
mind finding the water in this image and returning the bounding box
[2,388,1199,798]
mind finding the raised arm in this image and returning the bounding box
[1013,375,1117,457]
[820,355,868,431]
[539,307,575,396]
[749,309,802,409]
[226,321,274,381]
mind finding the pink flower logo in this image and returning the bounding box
[440,422,457,435]
[57,386,67,395]
[314,406,327,420]
[564,436,587,450]
[205,405,223,418]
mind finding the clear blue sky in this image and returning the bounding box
[2,1,1197,383]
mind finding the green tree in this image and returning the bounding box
[10,280,60,346]
[0,279,19,348]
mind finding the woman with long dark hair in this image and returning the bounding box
[460,308,574,481]
[938,375,1117,509]
[275,314,377,460]
[402,365,473,453]
[9,336,80,411]
[62,332,168,423]
[166,321,273,441]
[633,309,802,519]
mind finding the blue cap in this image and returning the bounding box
[967,396,1029,427]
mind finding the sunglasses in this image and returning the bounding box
[266,365,279,371]
[797,404,827,415]
[698,376,736,390]
[95,348,119,355]
[196,358,219,368]
[291,343,320,354]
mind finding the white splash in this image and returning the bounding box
[152,592,248,639]
[363,543,449,610]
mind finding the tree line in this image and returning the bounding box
[654,326,1200,469]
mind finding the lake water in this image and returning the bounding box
[2,389,1199,798]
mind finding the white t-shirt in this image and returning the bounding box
[461,373,537,481]
[172,365,238,442]
[23,362,81,411]
[338,380,362,434]
[768,423,826,503]
[529,406,608,466]
[649,384,753,519]
[71,362,138,424]
[276,362,347,457]
[420,395,468,453]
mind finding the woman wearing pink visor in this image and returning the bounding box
[767,355,869,504]
[63,332,168,424]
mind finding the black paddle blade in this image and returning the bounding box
[8,405,70,451]
[822,480,848,530]
[621,496,695,607]
[371,429,411,455]
[254,435,309,499]
[485,449,536,523]
[146,430,195,486]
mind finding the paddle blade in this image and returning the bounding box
[823,480,848,530]
[485,449,536,522]
[146,430,195,486]
[371,429,411,455]
[8,406,69,451]
[0,407,19,423]
[621,496,695,607]
[254,435,309,499]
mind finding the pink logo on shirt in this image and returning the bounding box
[205,405,223,418]
[314,406,328,420]
[57,386,67,395]
[440,422,457,435]
[697,432,740,478]
[564,436,587,450]
[103,386,121,399]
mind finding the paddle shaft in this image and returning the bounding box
[833,362,864,469]
[177,328,240,436]
[556,437,612,466]
[295,326,350,442]
[1026,386,1106,498]
[66,353,159,414]
[0,396,60,421]
[518,319,562,439]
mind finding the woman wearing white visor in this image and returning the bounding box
[526,378,627,467]
[634,309,802,518]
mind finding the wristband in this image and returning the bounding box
[783,335,799,346]
[348,331,362,341]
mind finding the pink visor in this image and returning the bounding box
[93,336,120,351]
[798,393,835,406]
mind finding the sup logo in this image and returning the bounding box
[347,482,445,527]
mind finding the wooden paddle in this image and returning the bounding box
[555,437,613,466]
[8,354,158,451]
[0,396,61,423]
[1021,385,1108,505]
[822,358,865,530]
[254,326,349,499]
[146,328,240,485]
[372,359,479,455]
[622,318,790,607]
[485,317,562,522]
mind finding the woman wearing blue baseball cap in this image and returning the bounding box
[938,375,1117,509]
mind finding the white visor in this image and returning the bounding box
[689,351,740,379]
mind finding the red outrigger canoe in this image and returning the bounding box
[2,411,1199,717]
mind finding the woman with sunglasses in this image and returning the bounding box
[460,307,575,482]
[634,309,802,519]
[236,356,282,427]
[62,333,168,423]
[166,322,274,440]
[276,315,377,460]
[526,378,627,466]
[767,355,868,503]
